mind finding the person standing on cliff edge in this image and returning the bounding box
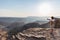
[47,16,56,39]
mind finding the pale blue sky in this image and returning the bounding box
[0,0,60,17]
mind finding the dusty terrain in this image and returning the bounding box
[0,28,60,40]
[18,28,60,40]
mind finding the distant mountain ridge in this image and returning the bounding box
[0,17,48,29]
[0,16,48,23]
[0,17,26,23]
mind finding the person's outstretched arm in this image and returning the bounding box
[47,18,50,20]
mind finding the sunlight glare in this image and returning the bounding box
[38,3,52,16]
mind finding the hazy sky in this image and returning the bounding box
[0,0,60,17]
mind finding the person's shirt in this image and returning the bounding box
[47,18,55,22]
[50,19,55,22]
[47,18,55,25]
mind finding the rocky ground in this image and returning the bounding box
[0,28,60,40]
[16,28,60,40]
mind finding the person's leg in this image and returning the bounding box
[50,32,56,39]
